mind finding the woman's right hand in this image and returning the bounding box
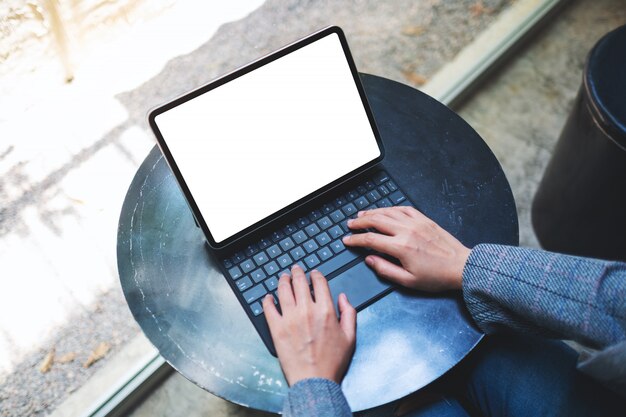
[342,206,470,292]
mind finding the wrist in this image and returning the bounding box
[453,246,471,290]
[287,369,341,386]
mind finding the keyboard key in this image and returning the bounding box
[229,266,243,280]
[290,246,306,260]
[305,223,321,237]
[334,196,347,207]
[240,260,255,273]
[250,302,263,316]
[387,180,398,191]
[253,251,269,266]
[259,237,272,249]
[400,200,413,207]
[223,258,233,269]
[304,254,321,269]
[317,247,333,261]
[328,225,344,239]
[366,189,382,202]
[355,196,369,209]
[342,203,358,216]
[330,240,346,254]
[357,185,367,194]
[296,217,310,228]
[235,276,253,291]
[292,230,307,244]
[303,239,319,253]
[377,198,393,208]
[232,252,245,263]
[264,261,280,275]
[271,230,285,242]
[330,209,345,223]
[317,249,360,277]
[250,268,267,283]
[277,253,293,269]
[264,276,279,291]
[244,244,259,257]
[340,219,350,232]
[295,260,308,272]
[374,171,390,184]
[244,285,267,304]
[365,180,375,190]
[317,216,332,230]
[283,223,298,235]
[322,203,334,214]
[347,189,359,200]
[267,244,282,258]
[277,269,290,279]
[279,237,295,251]
[389,191,406,205]
[315,232,331,246]
[309,210,323,221]
[378,184,390,196]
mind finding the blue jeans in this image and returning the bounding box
[363,334,624,417]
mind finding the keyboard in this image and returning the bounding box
[219,170,412,317]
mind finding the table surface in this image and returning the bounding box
[117,74,518,413]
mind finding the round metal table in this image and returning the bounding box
[117,74,518,413]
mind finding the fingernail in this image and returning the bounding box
[365,256,374,266]
[264,294,272,302]
[342,235,350,243]
[347,219,354,226]
[357,211,364,217]
[292,264,301,271]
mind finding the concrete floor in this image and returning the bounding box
[125,0,626,416]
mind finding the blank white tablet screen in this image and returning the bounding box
[154,33,381,243]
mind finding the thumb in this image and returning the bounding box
[338,293,357,343]
[365,255,415,287]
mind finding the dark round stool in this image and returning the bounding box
[532,24,626,262]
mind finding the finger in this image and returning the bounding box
[342,232,402,258]
[338,293,357,343]
[291,264,312,306]
[310,269,332,310]
[394,205,426,220]
[348,213,402,235]
[276,273,295,311]
[364,254,415,286]
[263,294,281,325]
[358,207,411,221]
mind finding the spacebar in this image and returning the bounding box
[316,250,360,278]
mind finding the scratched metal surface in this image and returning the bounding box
[117,74,518,413]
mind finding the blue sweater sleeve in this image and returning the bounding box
[462,244,626,347]
[282,378,352,417]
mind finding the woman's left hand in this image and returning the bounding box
[263,264,357,386]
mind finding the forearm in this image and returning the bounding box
[282,378,352,417]
[462,244,626,349]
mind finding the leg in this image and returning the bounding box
[355,396,470,417]
[456,333,624,417]
[402,396,470,417]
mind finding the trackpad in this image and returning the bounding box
[328,261,392,316]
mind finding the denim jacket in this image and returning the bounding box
[282,244,626,416]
